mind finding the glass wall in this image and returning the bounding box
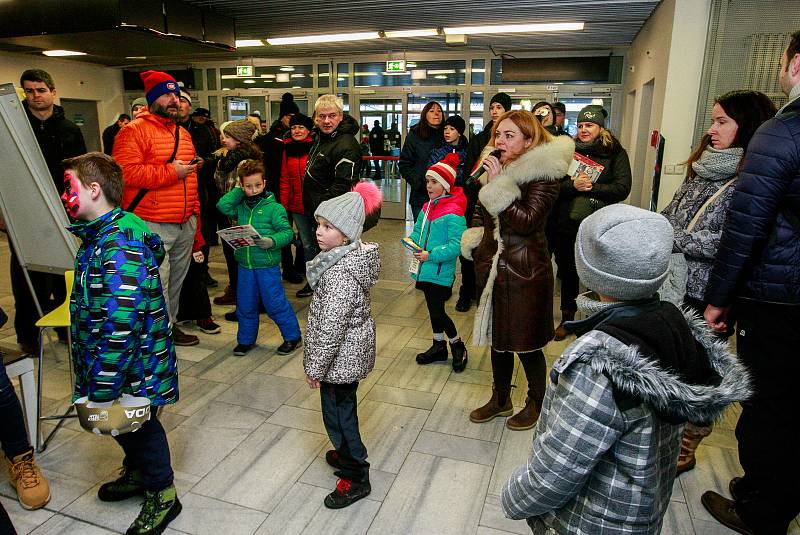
[337,63,349,88]
[220,65,313,90]
[469,91,484,137]
[407,92,461,130]
[353,60,466,88]
[318,63,330,90]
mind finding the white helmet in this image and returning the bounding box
[74,395,151,436]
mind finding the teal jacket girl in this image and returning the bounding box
[408,188,468,286]
[216,188,294,269]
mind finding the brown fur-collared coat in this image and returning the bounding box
[461,136,574,351]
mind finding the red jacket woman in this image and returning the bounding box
[279,135,313,215]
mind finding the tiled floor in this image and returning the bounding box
[1,219,799,535]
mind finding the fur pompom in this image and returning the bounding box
[353,180,383,216]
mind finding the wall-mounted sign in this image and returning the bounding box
[386,60,406,73]
[236,65,254,77]
[546,84,559,92]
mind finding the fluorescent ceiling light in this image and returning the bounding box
[235,39,265,47]
[267,32,379,45]
[434,75,448,79]
[42,50,86,56]
[126,56,147,60]
[292,85,301,89]
[381,71,409,76]
[279,66,295,72]
[384,29,438,38]
[276,73,290,82]
[259,74,276,79]
[290,74,305,78]
[443,22,584,35]
[428,69,455,75]
[243,79,256,84]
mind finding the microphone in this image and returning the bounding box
[464,149,501,187]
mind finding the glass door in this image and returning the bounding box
[358,96,405,219]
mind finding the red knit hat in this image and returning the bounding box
[140,70,180,105]
[426,152,460,192]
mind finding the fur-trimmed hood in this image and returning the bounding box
[477,135,574,216]
[557,307,751,423]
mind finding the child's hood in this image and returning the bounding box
[555,303,751,425]
[423,188,468,219]
[338,242,381,292]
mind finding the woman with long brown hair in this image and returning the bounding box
[399,101,444,221]
[462,110,574,430]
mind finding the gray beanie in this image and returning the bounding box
[131,97,148,112]
[575,204,673,301]
[315,192,365,243]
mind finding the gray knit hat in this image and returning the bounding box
[131,97,148,112]
[315,192,365,243]
[575,204,673,301]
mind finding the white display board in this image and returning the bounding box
[0,82,77,274]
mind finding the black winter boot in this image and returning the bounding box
[416,340,448,365]
[450,340,468,373]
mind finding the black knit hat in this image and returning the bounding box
[279,92,300,118]
[443,114,466,136]
[490,92,512,113]
[577,105,607,127]
[289,112,314,131]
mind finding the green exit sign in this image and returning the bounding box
[385,60,406,72]
[236,65,254,77]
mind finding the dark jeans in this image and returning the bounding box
[0,360,31,459]
[292,212,319,271]
[491,348,547,406]
[320,381,369,483]
[552,229,579,313]
[280,213,306,277]
[114,413,174,491]
[9,245,66,345]
[733,300,800,535]
[0,502,14,535]
[177,259,212,321]
[418,281,457,339]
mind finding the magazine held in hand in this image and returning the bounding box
[568,153,605,183]
[217,224,268,250]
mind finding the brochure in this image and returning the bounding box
[217,225,265,250]
[568,153,605,183]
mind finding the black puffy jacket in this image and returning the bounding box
[705,97,800,306]
[24,102,86,194]
[399,125,442,207]
[303,115,362,215]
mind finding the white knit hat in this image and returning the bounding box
[425,152,460,192]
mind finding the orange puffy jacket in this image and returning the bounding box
[113,111,199,223]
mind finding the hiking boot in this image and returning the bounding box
[296,284,314,298]
[213,286,236,306]
[172,326,199,346]
[416,340,448,365]
[233,343,254,356]
[98,466,145,502]
[470,388,513,423]
[325,450,343,470]
[224,310,238,322]
[701,491,754,535]
[455,295,473,312]
[323,478,371,509]
[450,340,468,373]
[506,397,541,431]
[553,310,576,342]
[277,338,301,355]
[195,317,221,334]
[7,448,50,510]
[126,485,182,535]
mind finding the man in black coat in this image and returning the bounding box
[101,113,130,155]
[12,69,86,354]
[701,31,800,535]
[455,92,511,312]
[369,120,386,178]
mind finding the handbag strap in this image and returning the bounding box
[125,124,180,213]
[686,177,736,232]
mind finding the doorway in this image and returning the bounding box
[359,97,405,219]
[60,99,100,152]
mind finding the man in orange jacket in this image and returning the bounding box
[113,70,201,346]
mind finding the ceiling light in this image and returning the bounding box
[443,22,584,35]
[276,73,290,83]
[126,56,147,60]
[243,79,256,84]
[279,66,295,72]
[291,74,305,78]
[381,71,409,76]
[259,74,276,79]
[434,75,448,79]
[411,70,427,80]
[42,50,86,56]
[406,62,417,68]
[267,32,379,45]
[384,29,438,38]
[292,85,301,89]
[428,69,455,75]
[235,39,265,47]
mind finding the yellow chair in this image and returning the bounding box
[35,270,75,452]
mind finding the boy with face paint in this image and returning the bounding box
[61,152,183,535]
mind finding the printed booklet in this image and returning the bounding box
[568,153,605,183]
[217,225,267,250]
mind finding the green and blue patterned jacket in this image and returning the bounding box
[68,208,178,406]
